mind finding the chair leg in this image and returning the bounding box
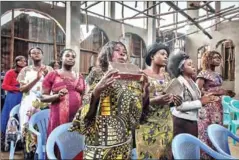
[231,123,238,145]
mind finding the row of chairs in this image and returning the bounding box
[6,105,49,160]
[8,103,239,159]
[222,96,239,145]
[172,124,239,159]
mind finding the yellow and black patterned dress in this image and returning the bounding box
[69,68,144,159]
[136,73,173,159]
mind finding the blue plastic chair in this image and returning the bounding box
[208,124,239,159]
[28,109,50,160]
[172,133,233,160]
[6,104,21,160]
[222,96,233,126]
[46,122,85,159]
[229,100,239,145]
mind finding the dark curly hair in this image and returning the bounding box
[201,50,221,70]
[96,41,128,72]
[167,50,190,78]
[145,42,170,66]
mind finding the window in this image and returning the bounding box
[217,39,235,81]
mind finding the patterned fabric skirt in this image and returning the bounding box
[1,91,22,150]
[198,100,223,159]
[83,138,132,160]
[136,112,173,160]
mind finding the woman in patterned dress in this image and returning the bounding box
[1,56,27,151]
[136,43,182,160]
[196,50,235,159]
[69,41,149,159]
[17,47,53,159]
[41,49,85,136]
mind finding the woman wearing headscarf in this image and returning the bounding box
[1,56,27,151]
[196,50,235,159]
[69,41,148,159]
[136,42,182,159]
[167,51,215,138]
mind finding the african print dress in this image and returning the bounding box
[136,73,173,160]
[17,65,53,156]
[197,70,224,159]
[69,68,144,160]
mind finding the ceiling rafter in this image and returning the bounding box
[165,1,212,39]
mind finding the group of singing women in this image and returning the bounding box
[1,40,235,160]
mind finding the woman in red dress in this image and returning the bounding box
[41,49,86,136]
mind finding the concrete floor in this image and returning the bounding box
[1,134,239,159]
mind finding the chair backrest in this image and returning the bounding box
[207,124,231,155]
[172,134,233,160]
[222,96,232,112]
[46,122,85,159]
[231,99,239,109]
[29,109,50,145]
[9,104,20,117]
[230,100,239,112]
[222,96,232,104]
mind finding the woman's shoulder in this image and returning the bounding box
[6,69,16,75]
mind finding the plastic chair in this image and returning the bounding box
[231,100,239,119]
[46,122,85,159]
[208,124,239,159]
[222,96,233,126]
[229,100,239,145]
[6,104,21,159]
[28,109,50,159]
[172,133,233,160]
[230,99,239,109]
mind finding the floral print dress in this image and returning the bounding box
[17,65,53,155]
[136,73,173,160]
[197,70,224,159]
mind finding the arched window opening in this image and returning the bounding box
[216,39,235,81]
[119,33,146,69]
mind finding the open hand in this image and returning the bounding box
[173,95,183,106]
[93,69,119,97]
[155,94,173,105]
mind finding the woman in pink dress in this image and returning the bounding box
[41,49,86,136]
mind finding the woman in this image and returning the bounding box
[196,50,235,159]
[1,56,27,150]
[69,41,148,159]
[167,51,215,138]
[41,49,85,136]
[17,47,53,158]
[136,43,182,159]
[49,60,61,70]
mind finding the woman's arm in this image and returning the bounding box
[84,86,100,120]
[77,74,86,94]
[19,77,40,93]
[40,94,60,103]
[2,71,19,92]
[176,100,202,111]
